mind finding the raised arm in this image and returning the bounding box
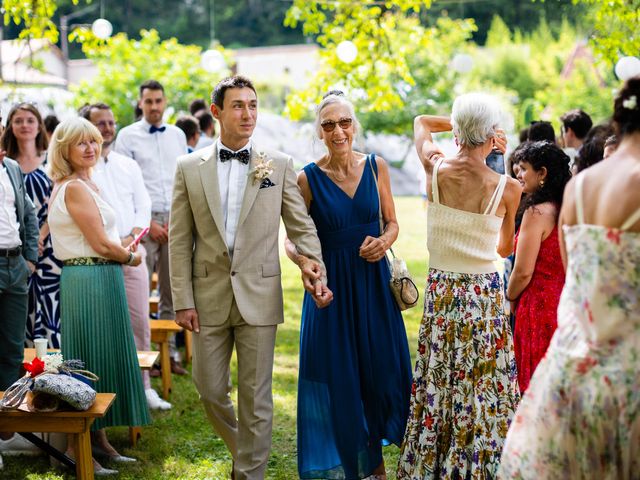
[414,115,452,175]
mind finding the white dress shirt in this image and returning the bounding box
[196,134,215,149]
[217,139,251,255]
[92,150,152,238]
[0,163,21,248]
[114,118,188,213]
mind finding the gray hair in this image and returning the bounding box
[451,93,502,147]
[315,91,361,138]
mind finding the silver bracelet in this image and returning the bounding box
[126,251,135,265]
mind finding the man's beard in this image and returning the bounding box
[102,139,113,148]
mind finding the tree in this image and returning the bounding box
[283,0,476,132]
[71,29,230,125]
[548,0,639,67]
[2,0,82,42]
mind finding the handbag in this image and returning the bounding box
[368,154,419,311]
[31,373,97,411]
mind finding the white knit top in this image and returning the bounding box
[48,179,120,260]
[427,158,507,274]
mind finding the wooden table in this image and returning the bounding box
[0,392,115,480]
[24,349,159,370]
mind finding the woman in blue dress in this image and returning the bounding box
[286,91,412,479]
[1,103,62,348]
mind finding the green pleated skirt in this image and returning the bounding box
[60,263,151,430]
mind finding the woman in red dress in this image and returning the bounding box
[507,141,572,392]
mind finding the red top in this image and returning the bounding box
[513,225,565,392]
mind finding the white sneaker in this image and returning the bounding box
[145,389,172,410]
[0,433,43,456]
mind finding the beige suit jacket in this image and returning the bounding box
[169,143,323,326]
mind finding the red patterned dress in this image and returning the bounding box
[513,225,565,392]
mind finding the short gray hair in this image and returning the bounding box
[451,93,502,147]
[315,91,361,138]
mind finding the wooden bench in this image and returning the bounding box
[0,391,115,480]
[24,349,159,371]
[23,349,158,447]
[149,298,192,364]
[150,320,185,400]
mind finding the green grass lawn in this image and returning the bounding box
[2,197,429,480]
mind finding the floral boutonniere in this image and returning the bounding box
[250,152,274,185]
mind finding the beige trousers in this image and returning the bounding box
[192,299,277,480]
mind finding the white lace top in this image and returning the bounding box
[48,179,120,260]
[427,158,507,274]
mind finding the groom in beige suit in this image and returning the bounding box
[169,75,332,479]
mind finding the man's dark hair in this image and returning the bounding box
[195,109,215,134]
[574,137,605,173]
[43,114,60,134]
[79,102,111,120]
[211,75,256,109]
[175,115,199,140]
[560,109,593,139]
[528,121,556,143]
[189,99,207,115]
[139,79,165,98]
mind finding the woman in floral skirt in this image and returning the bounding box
[397,94,522,479]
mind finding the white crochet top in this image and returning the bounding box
[427,158,507,274]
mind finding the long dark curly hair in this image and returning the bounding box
[517,141,572,212]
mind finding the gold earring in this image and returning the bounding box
[539,180,545,187]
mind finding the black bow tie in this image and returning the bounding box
[149,125,166,134]
[220,149,250,165]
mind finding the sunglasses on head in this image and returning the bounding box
[320,117,353,132]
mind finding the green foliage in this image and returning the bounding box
[283,1,477,134]
[70,29,230,126]
[485,15,511,47]
[568,0,640,67]
[2,0,82,42]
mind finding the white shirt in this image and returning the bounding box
[92,150,152,238]
[196,134,215,149]
[217,139,251,255]
[0,163,21,249]
[114,118,188,213]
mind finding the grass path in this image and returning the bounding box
[2,197,428,480]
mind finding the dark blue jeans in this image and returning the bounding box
[0,255,30,390]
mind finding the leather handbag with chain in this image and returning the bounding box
[369,154,419,311]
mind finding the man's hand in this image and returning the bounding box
[149,219,168,244]
[299,256,322,293]
[359,236,388,263]
[176,308,200,333]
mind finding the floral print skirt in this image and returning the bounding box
[397,269,520,480]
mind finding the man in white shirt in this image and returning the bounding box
[114,80,189,374]
[195,109,216,149]
[0,148,39,461]
[83,103,171,410]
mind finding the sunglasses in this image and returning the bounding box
[320,117,353,132]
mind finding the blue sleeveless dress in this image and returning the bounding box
[298,155,412,479]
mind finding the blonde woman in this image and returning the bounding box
[48,118,150,474]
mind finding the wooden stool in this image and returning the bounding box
[150,320,183,400]
[0,392,115,480]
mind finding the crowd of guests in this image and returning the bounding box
[0,72,638,480]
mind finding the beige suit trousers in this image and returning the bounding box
[192,298,277,480]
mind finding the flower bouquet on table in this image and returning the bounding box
[0,354,99,412]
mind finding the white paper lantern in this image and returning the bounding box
[615,56,640,81]
[451,53,473,74]
[201,50,226,73]
[91,18,113,40]
[336,41,358,64]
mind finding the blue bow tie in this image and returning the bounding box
[220,149,251,164]
[149,125,166,134]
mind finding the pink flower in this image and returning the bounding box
[606,229,621,245]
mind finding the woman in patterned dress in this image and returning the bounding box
[507,141,571,393]
[397,94,522,479]
[0,103,62,348]
[497,76,640,480]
